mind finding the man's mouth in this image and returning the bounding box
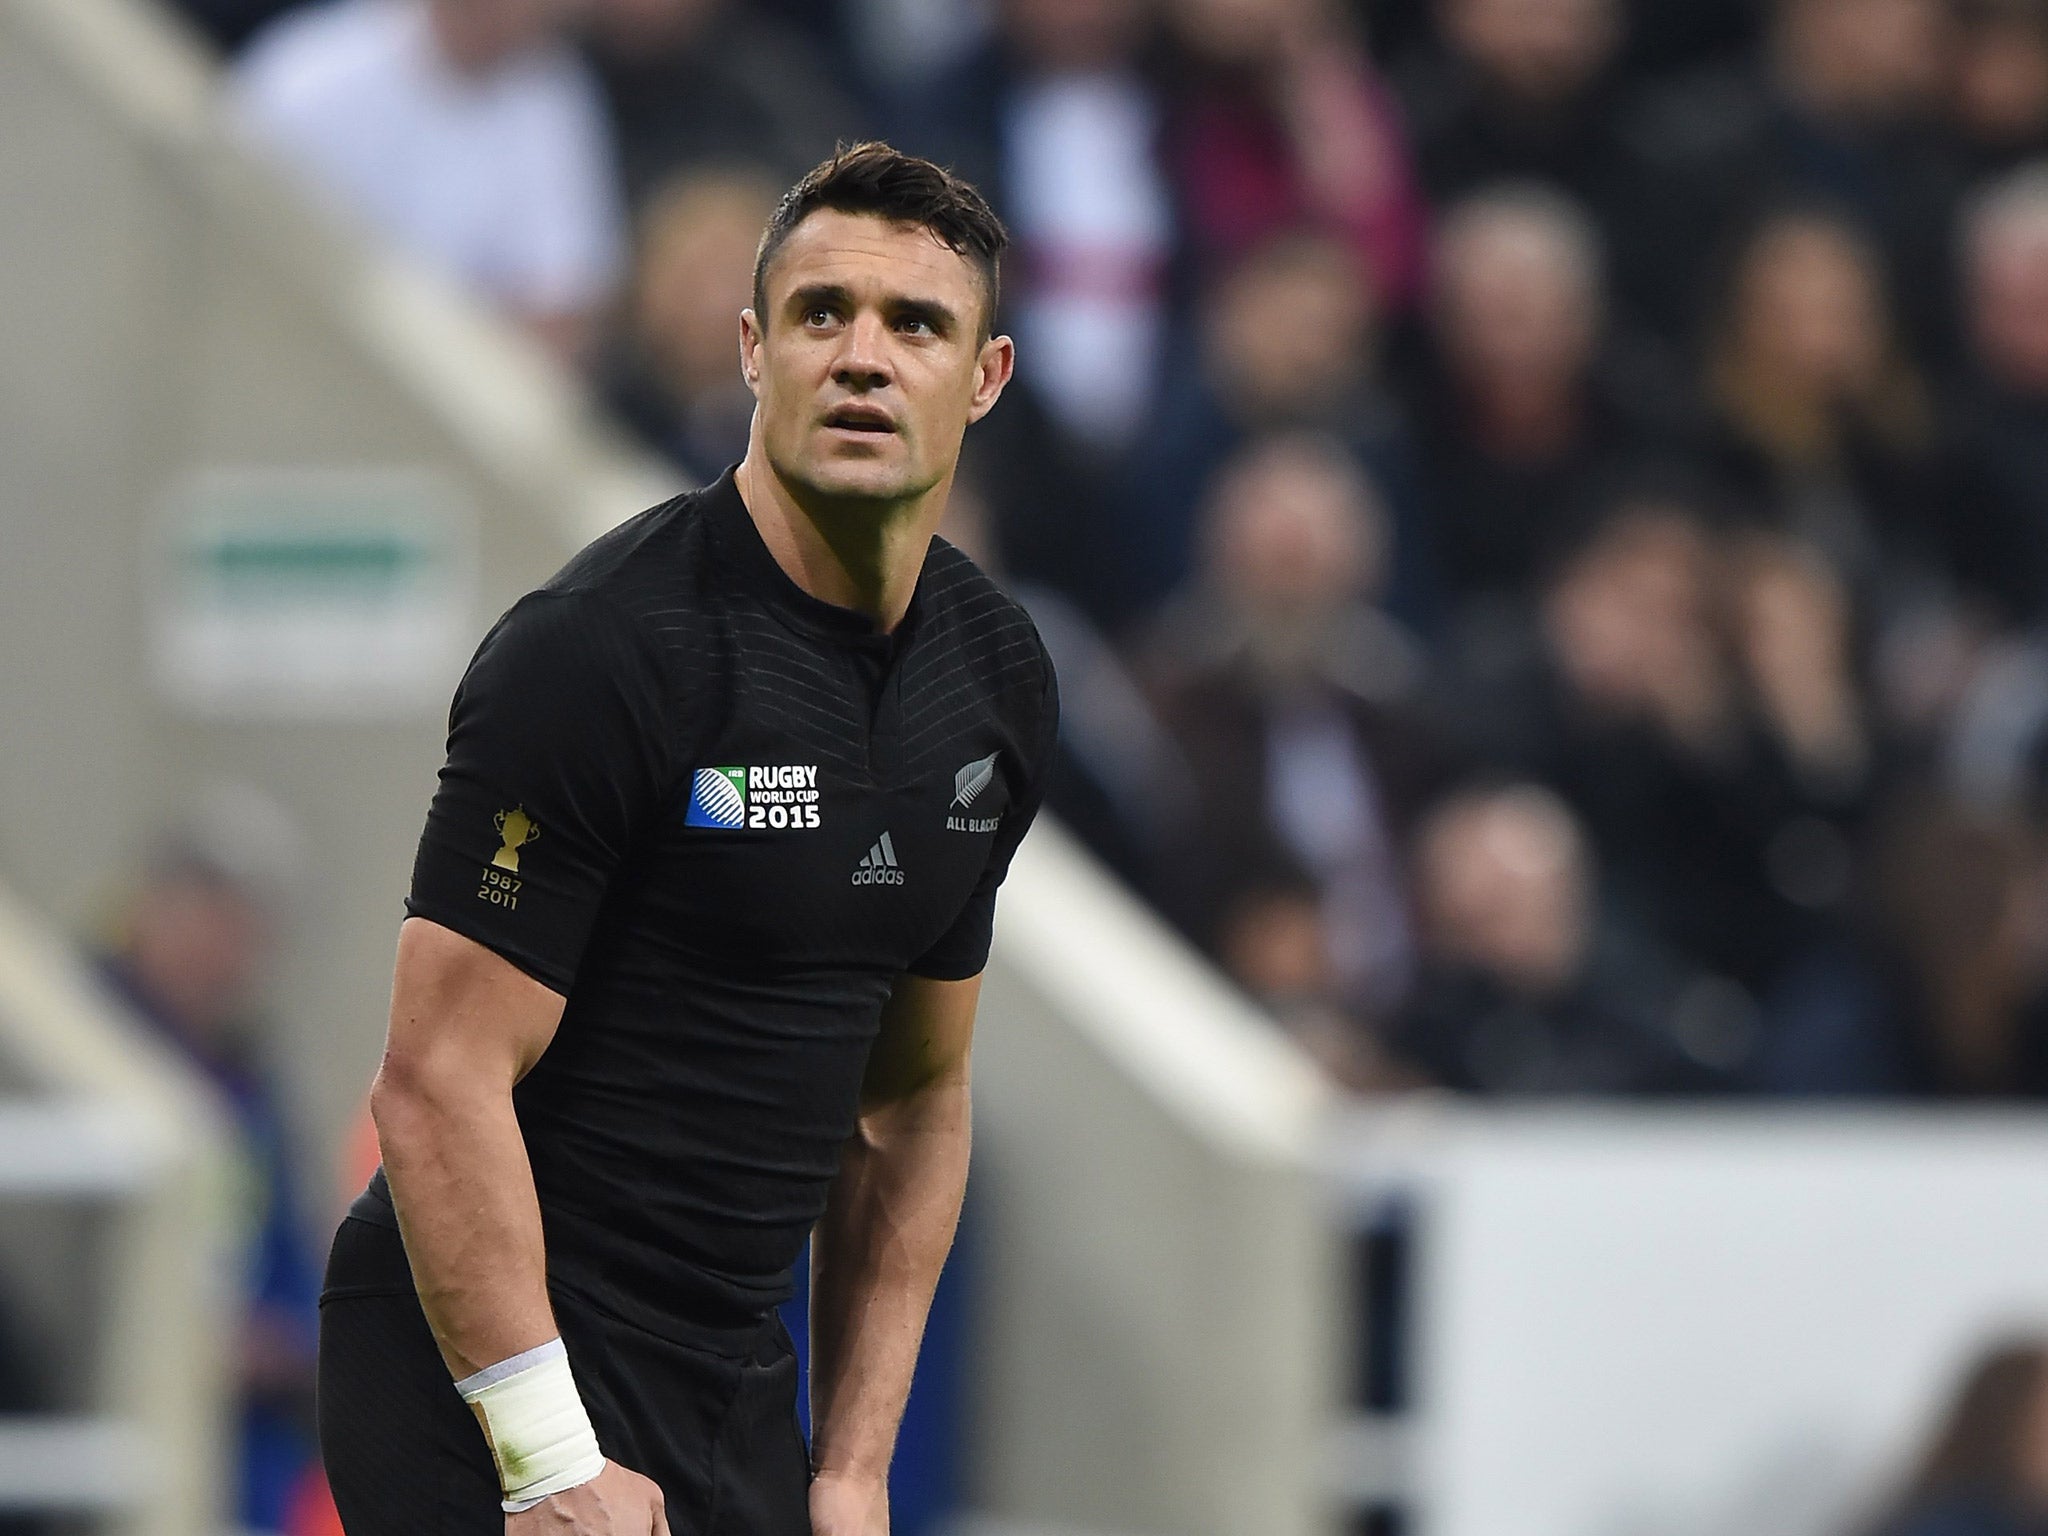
[822,406,896,434]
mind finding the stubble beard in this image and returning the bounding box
[769,429,943,518]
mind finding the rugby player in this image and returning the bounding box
[317,143,1057,1536]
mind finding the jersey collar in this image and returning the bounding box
[702,465,925,652]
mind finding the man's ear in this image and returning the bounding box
[739,308,764,398]
[966,334,1015,425]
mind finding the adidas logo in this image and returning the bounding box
[851,831,906,886]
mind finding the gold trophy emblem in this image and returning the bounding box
[492,806,539,872]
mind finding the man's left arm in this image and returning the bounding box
[809,969,982,1536]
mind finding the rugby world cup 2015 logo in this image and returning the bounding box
[685,766,748,828]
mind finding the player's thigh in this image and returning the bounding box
[317,1221,500,1534]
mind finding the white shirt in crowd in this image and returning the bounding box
[234,0,624,321]
[1004,72,1174,449]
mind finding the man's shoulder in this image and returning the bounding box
[454,490,728,745]
[545,484,713,600]
[520,485,729,672]
[918,539,1055,711]
[921,539,1044,641]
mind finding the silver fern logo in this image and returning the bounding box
[948,752,1002,832]
[952,753,998,808]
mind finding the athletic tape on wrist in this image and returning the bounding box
[455,1338,606,1512]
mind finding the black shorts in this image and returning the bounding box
[317,1217,811,1535]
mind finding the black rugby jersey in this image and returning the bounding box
[351,468,1058,1343]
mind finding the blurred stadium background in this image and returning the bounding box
[8,0,2048,1533]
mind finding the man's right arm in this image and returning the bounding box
[371,914,668,1534]
[372,915,563,1377]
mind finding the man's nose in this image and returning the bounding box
[831,311,894,389]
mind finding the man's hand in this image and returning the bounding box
[506,1462,669,1534]
[809,1468,889,1536]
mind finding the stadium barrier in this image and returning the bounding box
[0,880,236,1535]
[1328,1103,2048,1536]
[978,823,1340,1536]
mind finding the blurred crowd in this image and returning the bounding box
[91,791,327,1535]
[169,0,2048,1106]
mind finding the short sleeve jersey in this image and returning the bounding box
[352,470,1058,1341]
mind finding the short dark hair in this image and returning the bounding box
[752,142,1009,339]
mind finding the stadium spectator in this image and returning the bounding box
[597,167,780,485]
[1947,0,2048,178]
[1162,0,1429,309]
[1385,782,1742,1093]
[1393,0,1662,310]
[93,789,319,1534]
[234,0,623,361]
[1120,228,1431,627]
[1701,208,1936,589]
[1938,165,2048,626]
[579,0,867,206]
[1211,855,1410,1088]
[1865,800,2048,1095]
[1450,502,1871,997]
[1865,1337,2048,1536]
[1944,628,2048,815]
[944,374,1131,632]
[890,0,1177,451]
[1624,0,1959,355]
[1726,532,1876,802]
[1145,432,1451,1013]
[1411,184,1686,612]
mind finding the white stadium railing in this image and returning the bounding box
[976,821,1341,1536]
[0,881,236,1536]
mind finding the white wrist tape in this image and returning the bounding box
[455,1338,606,1513]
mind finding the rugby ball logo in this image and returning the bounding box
[685,766,747,829]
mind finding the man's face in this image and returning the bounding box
[1446,0,1618,104]
[1003,0,1148,70]
[429,0,565,73]
[1972,217,2048,395]
[586,0,719,49]
[638,179,776,394]
[1779,0,1947,115]
[1419,796,1590,996]
[742,211,1012,505]
[128,875,268,1044]
[1436,219,1598,386]
[1211,237,1374,417]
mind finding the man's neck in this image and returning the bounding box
[734,451,946,633]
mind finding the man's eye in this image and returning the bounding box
[804,308,836,327]
[898,318,934,337]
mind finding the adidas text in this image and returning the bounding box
[852,832,906,886]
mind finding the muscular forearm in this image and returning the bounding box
[808,1073,971,1482]
[371,1062,559,1379]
